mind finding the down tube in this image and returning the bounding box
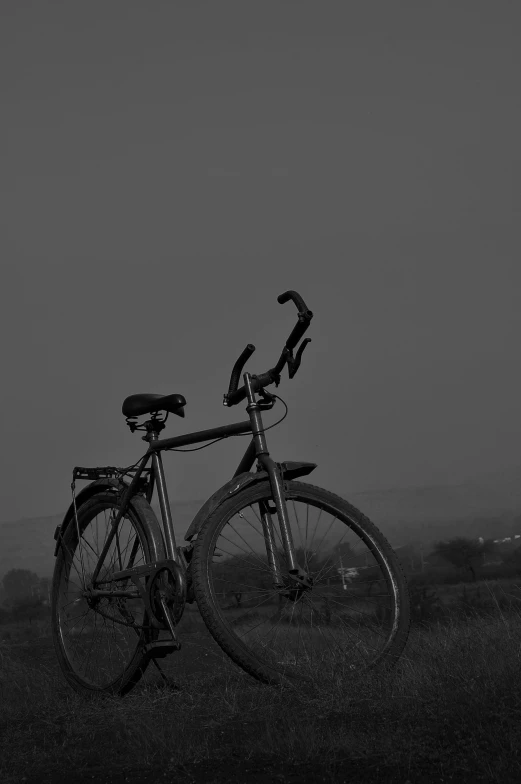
[233,438,257,476]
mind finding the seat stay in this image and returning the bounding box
[90,454,151,585]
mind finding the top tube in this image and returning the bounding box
[147,420,253,452]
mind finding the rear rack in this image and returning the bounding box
[73,466,152,481]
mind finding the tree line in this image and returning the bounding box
[0,568,50,624]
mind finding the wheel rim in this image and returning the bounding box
[55,499,151,691]
[206,491,402,680]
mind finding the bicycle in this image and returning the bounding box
[51,290,410,695]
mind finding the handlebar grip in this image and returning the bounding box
[226,385,247,407]
[227,344,255,397]
[277,290,311,315]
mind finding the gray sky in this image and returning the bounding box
[1,0,520,522]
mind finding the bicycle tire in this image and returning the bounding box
[191,480,410,686]
[52,490,165,695]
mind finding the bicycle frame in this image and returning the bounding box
[52,290,411,695]
[90,372,309,590]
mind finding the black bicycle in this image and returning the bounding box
[51,290,410,695]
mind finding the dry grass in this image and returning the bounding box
[1,597,521,782]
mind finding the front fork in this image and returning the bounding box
[244,374,312,590]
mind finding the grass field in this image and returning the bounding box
[1,589,521,783]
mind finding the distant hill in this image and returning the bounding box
[1,471,521,579]
[350,475,521,545]
[0,514,63,581]
[0,500,202,580]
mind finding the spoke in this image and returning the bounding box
[68,551,88,589]
[57,499,149,690]
[114,525,139,569]
[62,608,91,630]
[249,501,287,554]
[115,526,123,572]
[306,505,324,560]
[234,614,274,643]
[292,500,306,556]
[213,544,272,577]
[77,535,100,562]
[214,576,275,595]
[125,534,141,571]
[95,511,100,558]
[204,493,403,680]
[311,512,341,563]
[241,592,281,612]
[216,534,267,563]
[313,526,353,583]
[236,505,267,540]
[223,522,270,570]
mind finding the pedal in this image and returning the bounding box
[142,640,181,659]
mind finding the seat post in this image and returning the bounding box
[146,425,178,563]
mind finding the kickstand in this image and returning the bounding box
[150,658,180,691]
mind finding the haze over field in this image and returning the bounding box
[3,467,521,579]
[0,2,520,569]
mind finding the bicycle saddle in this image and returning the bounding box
[122,393,186,418]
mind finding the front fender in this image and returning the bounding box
[184,461,316,542]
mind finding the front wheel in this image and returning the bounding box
[192,481,410,686]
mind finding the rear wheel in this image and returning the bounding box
[52,490,165,695]
[192,481,410,686]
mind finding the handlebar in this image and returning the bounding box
[227,343,256,399]
[224,290,313,407]
[277,290,311,315]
